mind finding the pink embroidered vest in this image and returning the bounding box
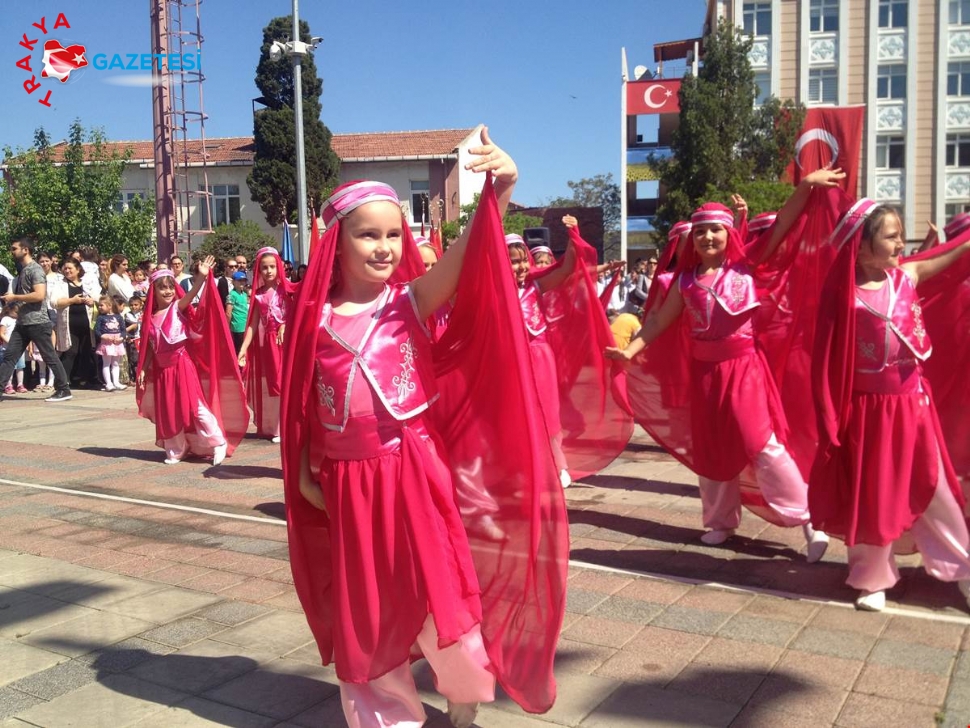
[150,304,190,368]
[255,286,286,330]
[313,284,438,431]
[680,264,760,334]
[519,282,548,337]
[854,267,931,376]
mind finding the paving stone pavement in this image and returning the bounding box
[0,390,968,727]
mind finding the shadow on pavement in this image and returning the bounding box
[78,446,161,463]
[575,474,699,498]
[203,465,283,481]
[253,502,286,520]
[0,580,113,629]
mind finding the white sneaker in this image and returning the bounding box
[212,442,228,466]
[700,529,735,545]
[164,455,183,465]
[446,701,479,728]
[855,590,886,612]
[958,580,970,610]
[560,469,572,489]
[271,435,281,444]
[803,523,830,564]
[471,514,507,542]
[114,384,127,391]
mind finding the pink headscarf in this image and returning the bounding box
[944,212,970,241]
[321,180,400,228]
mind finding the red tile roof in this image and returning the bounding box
[33,128,476,166]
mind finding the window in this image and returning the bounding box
[810,0,839,32]
[635,181,659,199]
[951,0,970,25]
[808,68,838,104]
[200,184,241,227]
[948,62,970,97]
[876,65,906,100]
[947,134,970,167]
[410,180,430,225]
[878,0,907,27]
[113,191,145,214]
[876,136,905,169]
[946,202,970,219]
[754,72,771,105]
[742,2,772,35]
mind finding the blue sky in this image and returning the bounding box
[0,0,703,205]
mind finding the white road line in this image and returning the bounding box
[571,558,970,625]
[0,477,285,526]
[2,477,968,625]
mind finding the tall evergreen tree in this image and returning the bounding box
[653,19,806,233]
[248,17,340,227]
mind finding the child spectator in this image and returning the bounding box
[95,295,127,391]
[225,271,249,354]
[1,302,27,394]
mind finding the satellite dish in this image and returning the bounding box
[633,64,651,80]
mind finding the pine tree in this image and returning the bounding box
[248,17,340,227]
[653,19,805,233]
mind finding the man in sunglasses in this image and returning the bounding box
[216,257,238,308]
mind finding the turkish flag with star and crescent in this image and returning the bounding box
[626,79,681,115]
[41,39,88,83]
[786,106,865,195]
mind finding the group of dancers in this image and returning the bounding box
[130,126,970,727]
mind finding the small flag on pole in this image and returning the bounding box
[281,217,294,263]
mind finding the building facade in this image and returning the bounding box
[627,0,961,246]
[28,128,484,258]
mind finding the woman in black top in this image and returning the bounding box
[54,259,97,388]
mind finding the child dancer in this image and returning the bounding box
[813,200,970,611]
[237,247,295,443]
[608,170,843,555]
[95,295,127,391]
[507,231,575,487]
[0,303,27,394]
[531,245,554,269]
[136,260,247,465]
[281,128,568,728]
[415,235,439,272]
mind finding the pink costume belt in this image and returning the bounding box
[853,363,922,396]
[322,413,433,461]
[691,337,756,362]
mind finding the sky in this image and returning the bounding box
[0,0,703,206]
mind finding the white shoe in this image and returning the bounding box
[212,442,228,466]
[114,384,127,391]
[959,580,970,610]
[803,523,830,564]
[700,529,735,546]
[560,469,572,489]
[471,515,507,543]
[446,701,479,728]
[164,456,183,465]
[271,435,281,444]
[855,590,886,612]
[103,384,116,392]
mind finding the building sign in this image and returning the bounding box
[626,79,681,115]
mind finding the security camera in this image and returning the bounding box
[310,36,323,49]
[269,41,286,61]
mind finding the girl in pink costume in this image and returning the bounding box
[608,170,843,555]
[237,247,296,443]
[136,259,247,465]
[813,200,970,611]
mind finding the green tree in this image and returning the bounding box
[547,173,621,232]
[652,19,806,234]
[0,121,155,263]
[248,17,340,227]
[194,220,276,264]
[440,194,542,246]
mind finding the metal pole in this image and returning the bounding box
[292,0,309,264]
[620,47,629,263]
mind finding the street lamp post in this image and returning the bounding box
[270,1,321,264]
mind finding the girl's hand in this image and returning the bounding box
[237,354,247,369]
[197,255,216,278]
[803,168,846,188]
[465,125,518,190]
[562,214,579,230]
[731,194,748,215]
[137,369,146,388]
[276,324,285,346]
[604,346,632,362]
[299,477,327,513]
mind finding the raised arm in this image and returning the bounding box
[917,221,940,254]
[605,283,684,361]
[412,126,517,320]
[903,236,970,286]
[178,255,215,313]
[751,168,847,265]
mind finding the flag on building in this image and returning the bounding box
[787,106,865,195]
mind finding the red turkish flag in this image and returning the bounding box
[626,80,681,115]
[786,106,864,195]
